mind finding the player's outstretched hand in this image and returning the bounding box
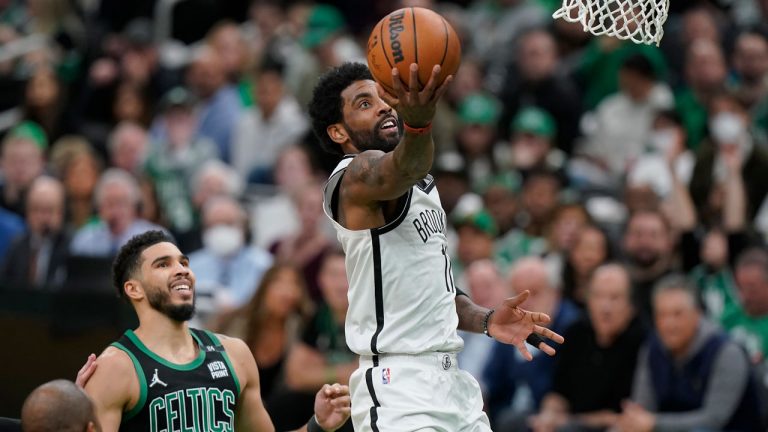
[488,291,565,361]
[75,353,98,388]
[314,383,352,431]
[376,63,452,128]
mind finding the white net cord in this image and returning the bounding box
[552,0,670,46]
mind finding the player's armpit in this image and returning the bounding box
[218,336,275,432]
[83,346,138,432]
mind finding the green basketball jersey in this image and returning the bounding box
[112,328,241,432]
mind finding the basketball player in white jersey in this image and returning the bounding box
[308,62,565,431]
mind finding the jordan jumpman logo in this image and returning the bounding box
[149,369,167,388]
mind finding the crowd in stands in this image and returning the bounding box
[1,0,768,430]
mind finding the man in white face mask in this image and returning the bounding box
[188,195,274,325]
[690,90,768,227]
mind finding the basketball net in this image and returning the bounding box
[552,0,670,46]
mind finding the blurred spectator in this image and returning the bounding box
[112,83,152,127]
[622,209,677,319]
[22,66,64,142]
[498,28,582,154]
[185,45,243,161]
[731,29,768,109]
[545,203,591,268]
[485,257,580,428]
[721,247,768,373]
[232,59,308,183]
[213,264,312,407]
[283,249,356,431]
[0,176,69,290]
[617,275,764,432]
[144,87,218,235]
[689,90,768,227]
[270,182,333,301]
[561,224,612,308]
[107,121,148,175]
[517,168,563,239]
[458,259,509,395]
[455,92,502,190]
[675,38,728,151]
[503,106,565,176]
[206,21,251,86]
[188,195,272,323]
[480,171,520,242]
[580,54,673,179]
[69,168,164,257]
[251,145,319,249]
[433,151,471,217]
[576,36,667,110]
[531,264,647,432]
[53,136,102,229]
[453,208,498,279]
[0,206,24,264]
[0,121,46,216]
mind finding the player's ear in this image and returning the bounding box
[327,123,348,145]
[124,279,144,301]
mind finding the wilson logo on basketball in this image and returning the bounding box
[388,9,406,63]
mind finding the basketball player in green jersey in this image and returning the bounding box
[83,230,350,431]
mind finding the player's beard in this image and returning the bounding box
[147,287,196,322]
[345,117,402,153]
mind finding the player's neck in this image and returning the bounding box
[134,313,196,361]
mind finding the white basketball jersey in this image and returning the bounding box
[323,156,464,356]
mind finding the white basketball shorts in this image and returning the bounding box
[350,352,492,432]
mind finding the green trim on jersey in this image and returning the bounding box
[204,330,241,396]
[111,341,148,420]
[125,330,206,371]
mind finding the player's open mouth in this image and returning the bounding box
[170,280,193,292]
[379,117,397,131]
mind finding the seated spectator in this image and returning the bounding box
[107,121,148,176]
[188,195,273,324]
[0,176,69,290]
[453,208,498,282]
[69,168,164,257]
[0,121,46,216]
[530,263,648,432]
[144,87,219,235]
[50,136,103,229]
[232,58,309,183]
[270,182,333,301]
[458,259,509,395]
[485,257,580,428]
[561,224,612,308]
[503,106,565,177]
[617,274,764,432]
[454,92,502,190]
[282,249,355,431]
[689,90,768,228]
[721,247,768,381]
[213,264,312,411]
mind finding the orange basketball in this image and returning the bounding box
[366,7,461,94]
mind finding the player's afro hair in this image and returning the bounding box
[308,62,373,156]
[112,230,174,299]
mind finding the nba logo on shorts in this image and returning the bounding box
[381,368,391,384]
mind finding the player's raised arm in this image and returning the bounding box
[340,64,452,205]
[82,347,138,432]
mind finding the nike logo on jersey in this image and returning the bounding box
[149,369,168,388]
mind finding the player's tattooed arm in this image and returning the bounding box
[343,143,432,203]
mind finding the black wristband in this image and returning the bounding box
[526,334,546,348]
[308,415,324,432]
[482,309,495,338]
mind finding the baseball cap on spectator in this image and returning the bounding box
[302,4,346,48]
[458,93,501,126]
[158,87,196,112]
[454,209,498,237]
[9,121,48,150]
[476,171,522,194]
[512,107,556,138]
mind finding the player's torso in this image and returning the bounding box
[113,328,240,432]
[323,158,463,356]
